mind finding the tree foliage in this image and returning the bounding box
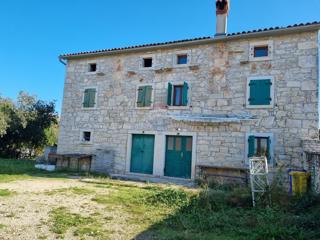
[0,92,58,158]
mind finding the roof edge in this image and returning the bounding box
[60,22,320,60]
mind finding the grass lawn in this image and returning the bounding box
[0,158,319,240]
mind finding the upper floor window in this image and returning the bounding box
[249,41,273,61]
[254,46,269,58]
[88,63,97,72]
[246,77,274,108]
[140,55,155,69]
[173,85,184,106]
[167,82,189,107]
[173,51,191,67]
[143,58,153,68]
[177,54,188,65]
[83,88,97,108]
[136,85,153,108]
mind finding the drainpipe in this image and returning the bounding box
[59,56,67,66]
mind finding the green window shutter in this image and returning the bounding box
[87,89,96,108]
[137,86,145,107]
[144,86,153,107]
[249,79,272,105]
[167,83,173,106]
[248,136,255,158]
[83,89,95,108]
[182,82,189,106]
[83,89,90,108]
[267,137,271,163]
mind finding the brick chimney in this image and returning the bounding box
[215,0,230,36]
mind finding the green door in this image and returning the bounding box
[165,136,192,179]
[130,134,155,175]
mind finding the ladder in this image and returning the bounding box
[249,156,270,207]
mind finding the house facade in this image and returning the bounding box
[58,2,320,180]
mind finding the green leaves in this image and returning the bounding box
[0,92,58,158]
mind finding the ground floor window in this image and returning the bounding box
[80,131,92,144]
[248,134,272,164]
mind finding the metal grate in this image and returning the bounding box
[249,156,270,207]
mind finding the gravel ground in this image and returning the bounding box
[0,178,108,240]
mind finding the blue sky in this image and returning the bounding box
[1,0,319,114]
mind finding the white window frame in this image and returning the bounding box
[82,86,98,110]
[249,40,273,62]
[167,81,191,110]
[80,130,94,145]
[245,132,274,167]
[139,54,155,70]
[135,84,155,110]
[246,76,274,109]
[173,50,191,67]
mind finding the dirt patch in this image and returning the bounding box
[0,178,106,240]
[0,178,87,193]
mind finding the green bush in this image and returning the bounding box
[146,188,189,207]
[151,184,320,240]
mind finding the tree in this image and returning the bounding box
[0,92,58,158]
[45,122,59,147]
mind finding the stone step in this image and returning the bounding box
[110,174,196,188]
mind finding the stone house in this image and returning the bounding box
[57,1,320,182]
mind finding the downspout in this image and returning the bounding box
[59,56,67,65]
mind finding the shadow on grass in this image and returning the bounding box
[133,188,320,240]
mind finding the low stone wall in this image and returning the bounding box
[302,139,320,153]
[197,165,249,186]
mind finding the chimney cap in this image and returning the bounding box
[216,0,229,15]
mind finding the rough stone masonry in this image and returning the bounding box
[57,25,320,180]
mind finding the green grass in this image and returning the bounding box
[0,189,14,197]
[44,187,95,196]
[0,158,49,182]
[0,158,78,183]
[49,207,106,238]
[89,179,320,240]
[1,158,319,239]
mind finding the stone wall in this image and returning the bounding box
[58,31,319,177]
[303,139,320,193]
[303,139,320,153]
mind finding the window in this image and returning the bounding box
[88,63,97,72]
[82,131,92,143]
[247,77,274,108]
[254,46,268,58]
[186,137,192,151]
[248,136,271,162]
[83,88,97,108]
[167,82,189,107]
[175,137,181,150]
[249,41,273,61]
[177,54,188,65]
[136,85,153,108]
[167,137,174,150]
[143,58,153,68]
[173,85,183,106]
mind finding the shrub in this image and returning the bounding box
[145,188,189,207]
